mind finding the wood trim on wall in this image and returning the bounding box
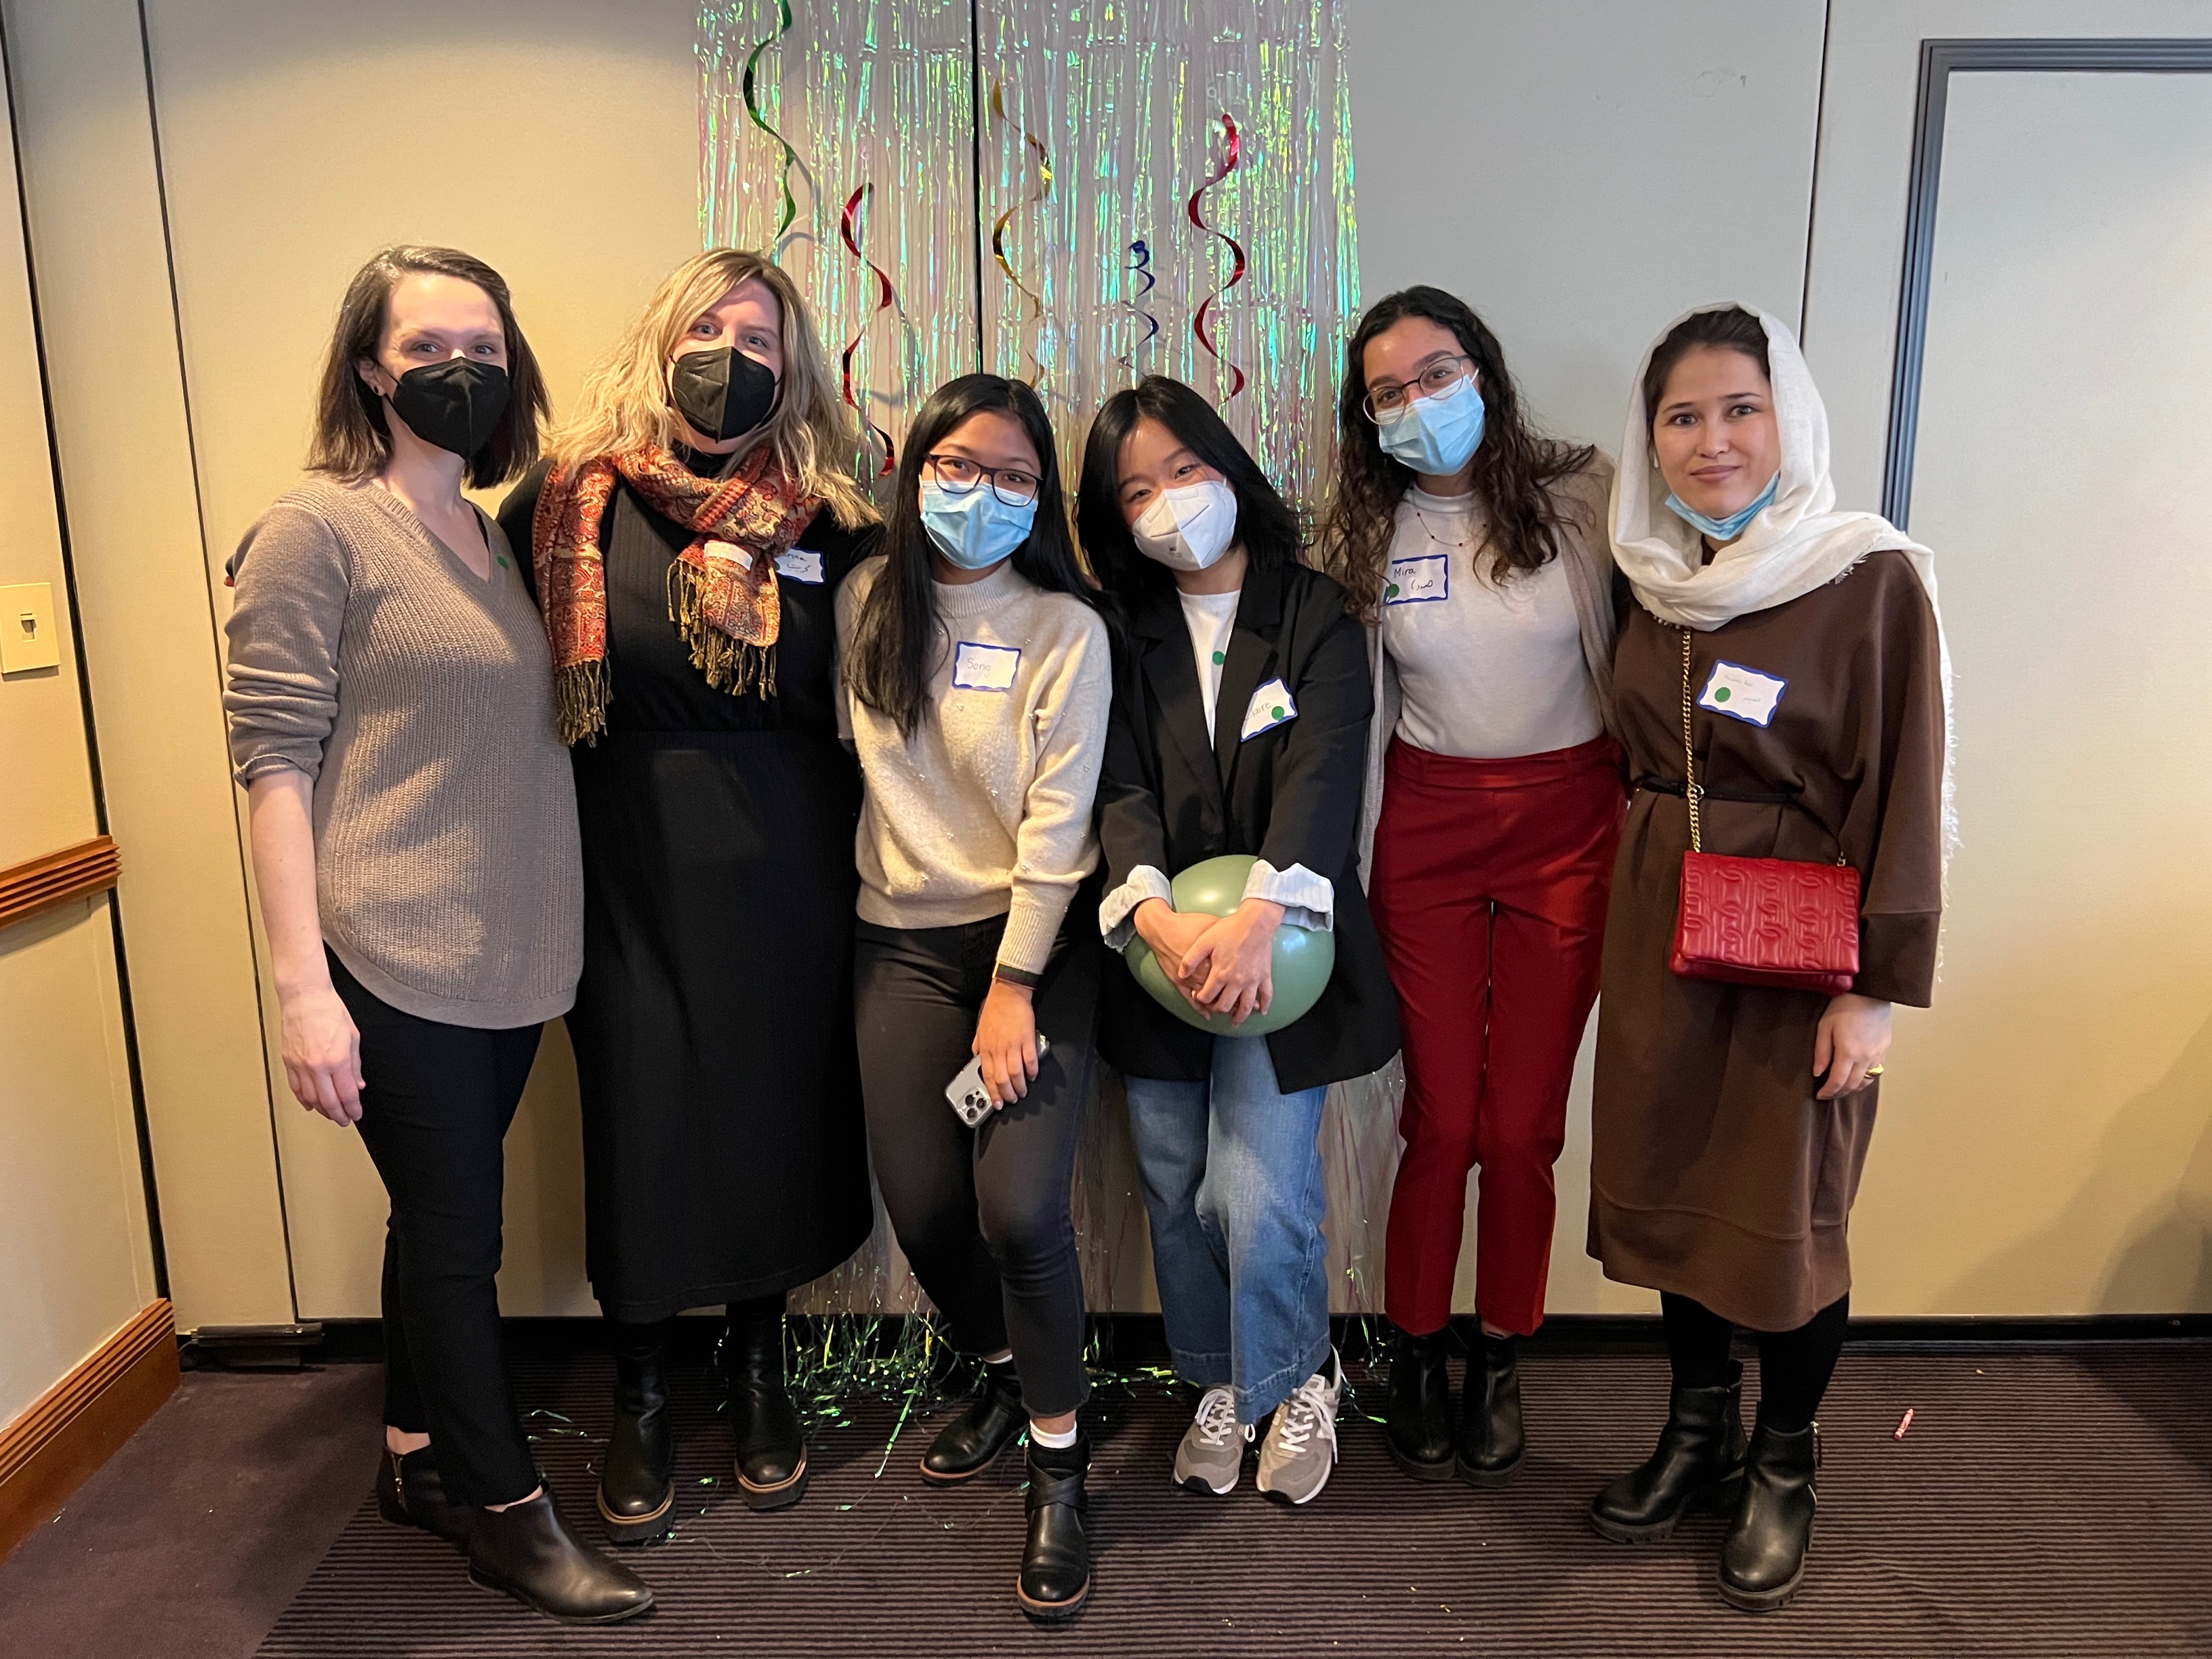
[0,834,120,931]
[0,1298,177,1560]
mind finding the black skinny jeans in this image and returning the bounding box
[333,953,542,1507]
[853,912,1101,1418]
[1663,1290,1851,1434]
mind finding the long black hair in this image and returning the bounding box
[1315,284,1595,619]
[846,373,1095,739]
[1076,375,1303,621]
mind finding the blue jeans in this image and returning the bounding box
[1124,1037,1332,1424]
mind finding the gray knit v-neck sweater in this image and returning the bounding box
[223,477,581,1028]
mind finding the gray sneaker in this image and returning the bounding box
[1174,1385,1249,1495]
[1255,1351,1343,1507]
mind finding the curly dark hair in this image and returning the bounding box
[1315,285,1595,620]
[1075,375,1301,623]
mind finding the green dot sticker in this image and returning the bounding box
[1212,649,1225,665]
[1385,583,1400,599]
[1271,705,1286,719]
[496,554,510,569]
[1713,687,1730,702]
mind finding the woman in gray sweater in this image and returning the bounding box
[223,246,648,1625]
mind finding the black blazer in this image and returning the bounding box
[1096,557,1401,1092]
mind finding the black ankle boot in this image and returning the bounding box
[468,1481,654,1624]
[1719,1413,1819,1610]
[727,1309,808,1511]
[920,1357,1026,1485]
[376,1444,472,1545]
[596,1322,675,1544]
[1589,1361,1748,1543]
[1017,1434,1091,1622]
[1456,1332,1525,1488]
[1384,1324,1454,1481]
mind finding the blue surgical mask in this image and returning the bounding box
[1376,373,1486,476]
[1664,472,1779,543]
[920,478,1038,571]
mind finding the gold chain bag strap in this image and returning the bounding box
[1668,627,1860,994]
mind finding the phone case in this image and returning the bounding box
[946,1033,1051,1126]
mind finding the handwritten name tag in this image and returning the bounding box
[951,641,1022,692]
[775,548,825,584]
[1698,660,1787,727]
[1384,554,1449,605]
[1240,678,1298,741]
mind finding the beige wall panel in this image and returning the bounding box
[1,0,291,1330]
[1847,68,2212,1315]
[0,898,158,1426]
[140,0,699,1317]
[1349,1,1825,1314]
[1805,0,2212,508]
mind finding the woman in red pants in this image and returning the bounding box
[1318,285,1625,1486]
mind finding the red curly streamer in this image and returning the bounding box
[989,79,1052,388]
[1185,112,1248,403]
[839,184,898,477]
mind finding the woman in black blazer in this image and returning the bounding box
[1078,377,1399,1509]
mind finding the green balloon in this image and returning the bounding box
[1122,853,1335,1037]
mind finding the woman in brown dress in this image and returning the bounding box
[1585,306,1948,1612]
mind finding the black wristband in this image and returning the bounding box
[992,963,1041,990]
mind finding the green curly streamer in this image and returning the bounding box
[740,0,800,238]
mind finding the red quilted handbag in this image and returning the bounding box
[1668,628,1860,995]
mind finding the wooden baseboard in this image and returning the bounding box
[0,1299,178,1560]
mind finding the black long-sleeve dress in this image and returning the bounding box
[501,451,876,1322]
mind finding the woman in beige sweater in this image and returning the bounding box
[224,246,647,1625]
[838,374,1109,1622]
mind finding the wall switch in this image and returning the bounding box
[0,583,61,673]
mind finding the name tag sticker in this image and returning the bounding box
[775,548,825,584]
[1240,678,1298,741]
[1384,554,1449,605]
[703,538,754,572]
[951,640,1022,693]
[1698,660,1787,727]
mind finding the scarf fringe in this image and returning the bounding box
[555,659,611,747]
[668,560,778,701]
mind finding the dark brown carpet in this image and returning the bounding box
[0,1364,382,1659]
[247,1345,2212,1658]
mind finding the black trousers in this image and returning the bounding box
[853,912,1101,1418]
[1662,1290,1850,1435]
[333,953,542,1507]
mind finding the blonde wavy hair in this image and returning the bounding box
[548,248,877,528]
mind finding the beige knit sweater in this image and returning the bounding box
[836,556,1109,975]
[223,478,582,1028]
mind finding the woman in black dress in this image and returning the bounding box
[499,248,878,1540]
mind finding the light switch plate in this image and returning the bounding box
[0,582,61,673]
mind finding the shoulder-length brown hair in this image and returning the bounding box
[1315,285,1595,621]
[307,245,547,489]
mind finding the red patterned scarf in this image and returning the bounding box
[533,444,819,743]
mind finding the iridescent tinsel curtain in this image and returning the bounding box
[698,0,1391,1317]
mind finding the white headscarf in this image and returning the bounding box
[1611,303,1956,874]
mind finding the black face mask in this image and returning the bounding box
[384,358,510,459]
[670,347,779,443]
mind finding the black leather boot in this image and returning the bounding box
[467,1481,655,1624]
[1589,1361,1747,1543]
[1457,1332,1525,1488]
[596,1322,675,1544]
[920,1356,1026,1485]
[1383,1323,1455,1481]
[1718,1413,1819,1610]
[1016,1434,1091,1622]
[375,1443,472,1545]
[727,1307,808,1511]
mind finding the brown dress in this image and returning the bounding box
[1588,550,1944,1331]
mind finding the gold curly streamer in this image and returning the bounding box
[988,78,1052,390]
